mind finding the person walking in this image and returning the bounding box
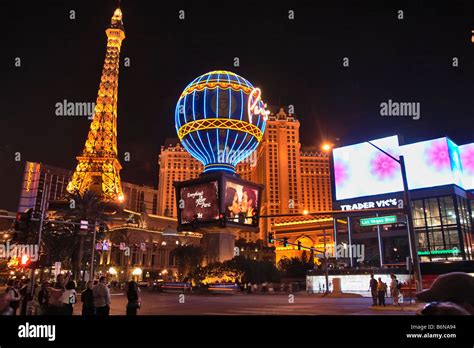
[390,274,400,306]
[125,281,140,315]
[46,274,69,315]
[37,282,50,315]
[19,280,28,316]
[377,277,387,307]
[369,274,378,306]
[32,281,42,315]
[81,281,95,315]
[93,276,111,316]
[5,280,20,315]
[0,293,13,315]
[62,281,77,315]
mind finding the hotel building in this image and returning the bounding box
[157,107,333,260]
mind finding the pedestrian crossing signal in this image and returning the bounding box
[21,254,30,266]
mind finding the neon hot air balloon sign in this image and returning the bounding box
[175,70,270,174]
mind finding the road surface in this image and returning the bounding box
[78,290,420,316]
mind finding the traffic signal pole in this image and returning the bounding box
[323,228,329,295]
[400,156,423,293]
[28,182,49,309]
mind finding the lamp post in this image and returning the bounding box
[321,141,338,295]
[322,227,329,295]
[366,140,422,293]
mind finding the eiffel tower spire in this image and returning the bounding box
[67,7,125,202]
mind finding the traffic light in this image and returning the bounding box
[14,209,33,243]
[283,237,288,247]
[191,214,199,230]
[268,232,274,244]
[15,209,32,231]
[297,241,302,250]
[219,213,226,227]
[100,222,109,233]
[38,253,50,268]
[251,210,258,225]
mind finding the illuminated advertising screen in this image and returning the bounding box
[223,179,260,227]
[401,137,463,190]
[178,181,219,224]
[332,136,403,200]
[459,143,474,190]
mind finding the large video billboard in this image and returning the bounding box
[178,181,219,224]
[401,137,464,190]
[223,179,260,227]
[459,143,474,190]
[332,136,403,200]
[333,136,472,202]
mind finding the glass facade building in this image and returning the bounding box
[333,187,473,266]
[412,193,473,262]
[331,136,474,265]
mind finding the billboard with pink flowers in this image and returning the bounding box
[333,136,471,201]
[459,143,474,190]
[332,136,404,200]
[401,137,463,190]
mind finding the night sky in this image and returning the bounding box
[0,0,473,211]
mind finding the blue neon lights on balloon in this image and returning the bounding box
[175,70,269,174]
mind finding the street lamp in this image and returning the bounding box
[321,143,333,152]
[366,140,422,293]
[132,267,142,281]
[117,193,125,203]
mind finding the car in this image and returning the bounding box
[137,281,150,288]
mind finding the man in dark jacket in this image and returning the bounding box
[81,281,95,315]
[369,274,378,306]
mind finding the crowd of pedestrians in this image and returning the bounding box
[1,274,140,316]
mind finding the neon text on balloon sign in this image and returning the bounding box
[248,88,270,124]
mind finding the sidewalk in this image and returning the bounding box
[370,303,423,312]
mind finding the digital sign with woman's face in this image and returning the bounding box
[224,180,259,226]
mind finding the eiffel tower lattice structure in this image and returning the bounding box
[67,7,126,203]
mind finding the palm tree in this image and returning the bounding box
[172,245,204,281]
[56,190,109,280]
[41,220,76,270]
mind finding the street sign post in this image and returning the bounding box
[360,215,397,226]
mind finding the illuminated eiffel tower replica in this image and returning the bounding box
[67,7,125,203]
